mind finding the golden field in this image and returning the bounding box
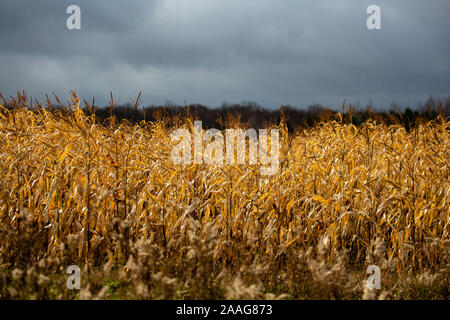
[0,94,448,299]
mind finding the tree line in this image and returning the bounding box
[87,96,450,131]
[2,92,449,131]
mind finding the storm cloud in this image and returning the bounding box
[0,0,449,109]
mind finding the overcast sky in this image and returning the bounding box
[0,0,449,109]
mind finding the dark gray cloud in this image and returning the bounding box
[0,0,449,109]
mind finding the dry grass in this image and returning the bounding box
[0,92,449,299]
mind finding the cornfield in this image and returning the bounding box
[0,92,449,299]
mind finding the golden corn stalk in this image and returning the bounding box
[0,92,448,299]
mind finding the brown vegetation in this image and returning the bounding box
[0,92,448,299]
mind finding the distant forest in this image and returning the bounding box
[2,93,449,131]
[87,96,449,131]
